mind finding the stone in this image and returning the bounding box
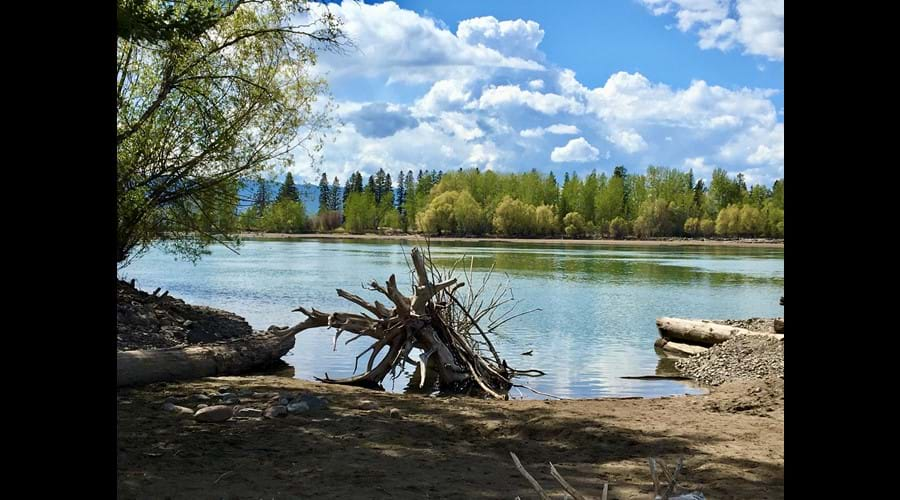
[222,398,241,405]
[218,393,237,400]
[390,408,402,419]
[237,389,255,397]
[265,405,288,418]
[218,386,232,394]
[192,394,211,402]
[358,400,379,410]
[194,405,233,423]
[196,404,208,410]
[296,395,328,411]
[236,408,264,418]
[287,402,310,413]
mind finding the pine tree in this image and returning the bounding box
[343,176,353,205]
[374,169,387,204]
[396,172,405,212]
[252,176,271,217]
[277,172,300,203]
[330,176,341,211]
[366,175,376,197]
[317,172,329,213]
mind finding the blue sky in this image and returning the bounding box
[298,0,783,187]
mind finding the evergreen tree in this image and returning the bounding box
[277,172,300,203]
[396,172,406,212]
[330,176,341,211]
[366,175,376,196]
[374,169,387,204]
[317,172,329,213]
[343,176,353,205]
[252,176,271,217]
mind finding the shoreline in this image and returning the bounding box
[239,232,785,249]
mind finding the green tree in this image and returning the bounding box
[260,199,307,233]
[595,174,625,232]
[317,173,329,213]
[330,176,341,211]
[117,0,343,265]
[343,192,378,233]
[563,212,587,238]
[609,216,628,239]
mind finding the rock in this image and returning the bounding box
[358,400,379,410]
[218,392,237,400]
[192,394,211,402]
[237,389,255,397]
[236,408,264,418]
[162,402,176,411]
[265,405,288,418]
[222,398,240,405]
[196,404,208,410]
[287,402,310,413]
[296,395,328,411]
[183,320,194,328]
[389,408,402,419]
[194,405,233,422]
[218,387,232,394]
[278,397,291,406]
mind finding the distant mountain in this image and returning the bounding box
[238,180,332,216]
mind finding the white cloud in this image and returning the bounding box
[606,129,648,153]
[528,79,544,90]
[639,0,784,61]
[413,79,472,116]
[550,137,600,162]
[307,1,545,84]
[456,16,545,61]
[476,85,585,114]
[437,112,485,141]
[719,123,783,166]
[519,123,580,138]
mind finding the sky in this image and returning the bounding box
[294,0,784,188]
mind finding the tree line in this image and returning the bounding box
[236,166,783,239]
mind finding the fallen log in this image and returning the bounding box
[116,329,297,387]
[654,337,709,356]
[656,317,783,347]
[774,318,784,333]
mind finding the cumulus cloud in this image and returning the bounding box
[476,85,584,114]
[639,0,784,61]
[297,2,782,186]
[456,16,545,61]
[520,124,580,138]
[551,137,600,162]
[344,102,418,138]
[307,1,544,84]
[606,129,648,153]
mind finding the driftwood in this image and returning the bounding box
[656,317,783,347]
[510,451,607,500]
[287,246,541,398]
[654,337,709,356]
[116,329,296,387]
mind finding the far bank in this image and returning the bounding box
[238,232,785,249]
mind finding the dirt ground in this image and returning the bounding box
[117,375,783,499]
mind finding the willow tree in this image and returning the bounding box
[116,0,346,266]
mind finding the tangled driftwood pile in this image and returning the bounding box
[284,246,543,398]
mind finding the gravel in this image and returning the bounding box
[710,317,776,333]
[675,335,784,386]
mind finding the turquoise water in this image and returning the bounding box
[121,238,784,399]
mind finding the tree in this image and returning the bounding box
[342,177,353,205]
[317,173,329,213]
[116,0,344,265]
[609,216,628,239]
[402,170,416,231]
[454,191,485,235]
[260,199,307,233]
[595,174,625,232]
[493,196,536,237]
[330,176,341,211]
[563,212,587,238]
[396,171,406,213]
[252,176,272,217]
[416,191,459,235]
[343,192,378,233]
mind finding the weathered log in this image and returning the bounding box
[656,317,783,346]
[774,318,784,333]
[654,337,709,356]
[116,330,296,387]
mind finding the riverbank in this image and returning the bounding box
[117,375,783,499]
[239,232,785,248]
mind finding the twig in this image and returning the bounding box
[213,470,234,484]
[649,458,660,497]
[601,482,608,500]
[509,452,551,500]
[549,462,587,500]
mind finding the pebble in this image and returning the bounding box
[162,402,194,416]
[675,335,784,386]
[296,395,328,411]
[287,402,310,413]
[236,408,264,418]
[194,405,233,422]
[218,386,232,394]
[265,405,288,418]
[358,400,379,410]
[390,408,402,419]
